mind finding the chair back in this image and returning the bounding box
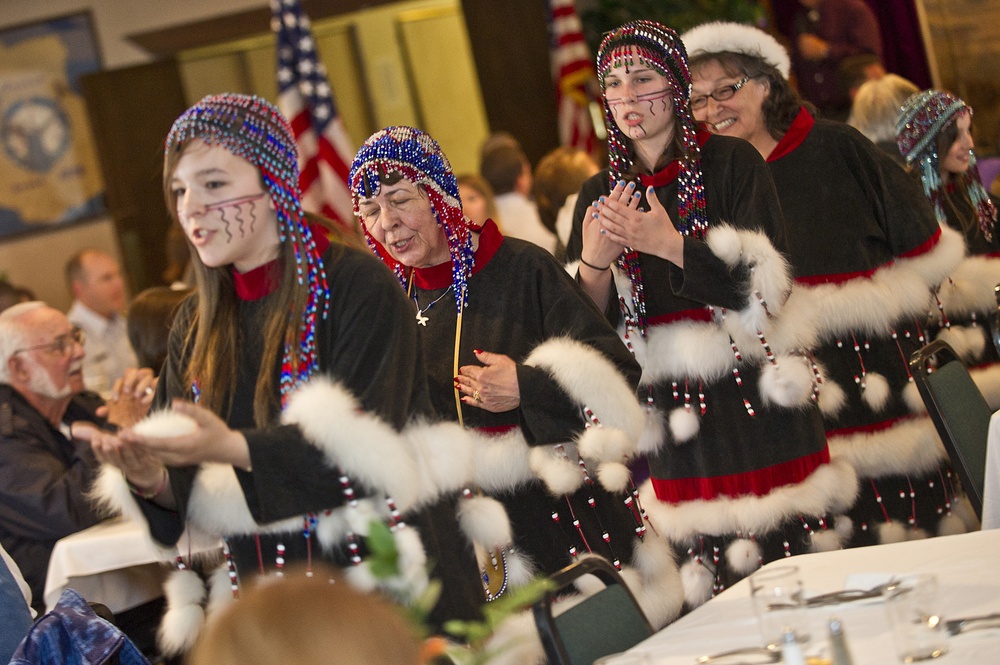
[532,557,653,665]
[910,339,992,519]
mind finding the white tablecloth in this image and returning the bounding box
[982,411,1000,529]
[611,529,1000,664]
[44,518,221,613]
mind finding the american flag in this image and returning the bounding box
[271,0,357,234]
[547,0,599,155]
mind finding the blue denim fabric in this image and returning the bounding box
[0,554,32,663]
[8,589,150,665]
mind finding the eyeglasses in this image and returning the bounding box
[14,327,85,357]
[690,76,753,111]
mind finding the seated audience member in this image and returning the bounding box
[126,287,193,374]
[66,249,138,397]
[480,136,558,254]
[187,566,422,665]
[456,173,499,228]
[0,302,153,613]
[848,74,919,164]
[532,146,600,261]
[837,52,886,103]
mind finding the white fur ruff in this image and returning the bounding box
[132,410,198,438]
[682,21,791,77]
[972,363,1000,411]
[936,254,1000,316]
[471,430,535,494]
[827,415,945,478]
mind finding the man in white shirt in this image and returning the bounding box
[480,139,558,255]
[65,249,138,397]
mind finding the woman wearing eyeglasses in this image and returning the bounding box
[566,21,851,609]
[682,22,972,548]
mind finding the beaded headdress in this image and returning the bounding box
[165,93,329,403]
[897,90,996,241]
[597,21,708,332]
[681,21,791,79]
[349,126,473,311]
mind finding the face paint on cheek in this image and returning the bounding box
[202,192,267,243]
[636,88,671,115]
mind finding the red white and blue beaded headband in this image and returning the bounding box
[349,126,474,311]
[897,90,996,240]
[165,93,329,402]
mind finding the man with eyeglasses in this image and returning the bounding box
[0,301,153,613]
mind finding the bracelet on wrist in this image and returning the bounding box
[126,467,168,500]
[580,258,611,272]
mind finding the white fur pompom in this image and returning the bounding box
[937,325,986,363]
[861,372,890,412]
[725,538,761,576]
[833,515,854,542]
[158,568,206,656]
[680,558,714,608]
[902,379,926,414]
[133,410,198,438]
[951,496,981,532]
[457,495,513,550]
[529,446,584,496]
[810,528,843,553]
[344,562,379,593]
[759,356,814,407]
[818,377,846,417]
[668,407,700,443]
[596,462,632,493]
[877,520,908,544]
[937,513,966,537]
[504,548,537,589]
[577,426,629,462]
[205,564,235,619]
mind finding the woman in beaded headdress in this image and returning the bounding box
[80,94,485,654]
[897,90,1000,405]
[349,125,685,636]
[565,20,850,610]
[682,22,972,550]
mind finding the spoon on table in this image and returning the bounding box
[695,645,781,664]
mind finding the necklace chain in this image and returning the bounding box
[414,284,454,326]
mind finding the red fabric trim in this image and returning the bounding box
[647,307,713,326]
[900,226,941,258]
[650,447,831,503]
[412,219,503,290]
[637,130,712,188]
[232,223,329,301]
[767,107,814,163]
[473,424,519,437]
[825,414,918,439]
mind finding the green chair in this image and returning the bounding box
[910,339,992,519]
[532,556,653,665]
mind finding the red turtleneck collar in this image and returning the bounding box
[232,223,331,301]
[767,106,814,163]
[411,219,503,290]
[637,129,713,188]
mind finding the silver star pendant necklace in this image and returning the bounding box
[414,285,454,326]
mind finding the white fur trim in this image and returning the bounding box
[471,430,535,494]
[951,496,980,532]
[628,537,684,628]
[157,569,206,657]
[725,538,762,575]
[185,463,300,536]
[936,325,986,365]
[408,420,476,504]
[132,410,198,438]
[971,363,1000,411]
[281,377,419,510]
[936,254,1000,317]
[205,564,235,619]
[529,445,585,496]
[525,337,646,442]
[639,458,858,542]
[577,426,630,463]
[834,515,854,542]
[89,465,148,524]
[827,416,945,478]
[596,462,632,493]
[937,513,966,537]
[680,558,715,608]
[861,372,891,412]
[759,354,814,407]
[903,380,925,414]
[504,548,537,589]
[877,520,908,544]
[456,495,514,550]
[906,224,966,287]
[682,21,791,77]
[669,407,700,443]
[810,529,843,553]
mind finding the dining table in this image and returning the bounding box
[606,528,1000,664]
[44,517,221,614]
[982,410,1000,529]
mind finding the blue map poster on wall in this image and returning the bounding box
[0,12,105,237]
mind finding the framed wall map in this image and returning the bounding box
[0,11,105,238]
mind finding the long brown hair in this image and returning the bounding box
[163,145,309,426]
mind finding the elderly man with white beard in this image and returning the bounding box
[0,301,153,613]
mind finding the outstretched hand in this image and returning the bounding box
[596,185,684,266]
[96,367,156,428]
[128,400,251,469]
[456,350,520,413]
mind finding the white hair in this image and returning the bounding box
[0,301,47,383]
